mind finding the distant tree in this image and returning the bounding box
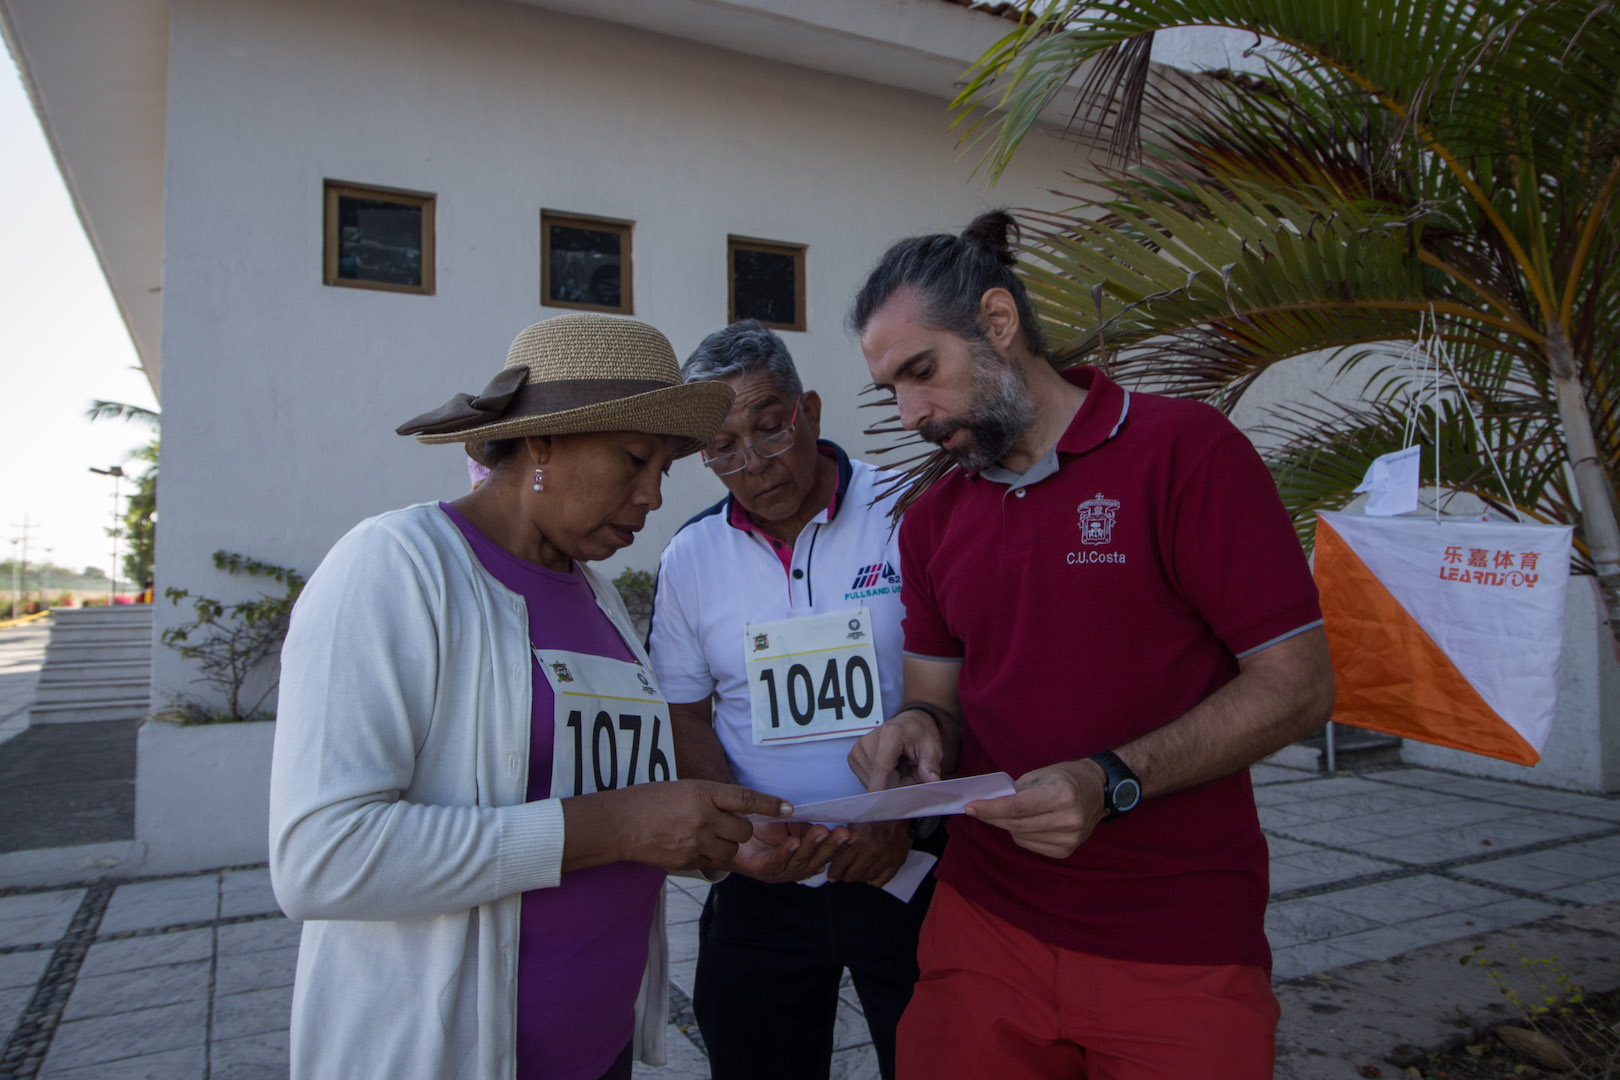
[121,442,157,585]
[86,399,160,585]
[82,566,107,579]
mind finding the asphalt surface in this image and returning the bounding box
[0,721,135,856]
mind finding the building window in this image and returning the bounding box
[729,236,805,332]
[323,181,435,294]
[542,211,633,315]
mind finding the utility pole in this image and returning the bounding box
[89,467,124,603]
[9,515,33,615]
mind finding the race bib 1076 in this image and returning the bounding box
[745,608,883,746]
[534,650,676,798]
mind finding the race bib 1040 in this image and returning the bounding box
[745,608,883,746]
[534,649,676,798]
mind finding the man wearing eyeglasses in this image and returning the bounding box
[647,320,935,1080]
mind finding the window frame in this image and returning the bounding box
[727,235,807,333]
[322,180,437,296]
[540,210,636,316]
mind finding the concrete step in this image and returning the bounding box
[51,605,153,621]
[33,679,152,705]
[28,698,151,724]
[49,621,153,636]
[47,621,153,639]
[29,606,156,726]
[36,658,150,682]
[45,642,153,664]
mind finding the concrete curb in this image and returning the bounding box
[0,841,147,889]
[1276,900,1620,1078]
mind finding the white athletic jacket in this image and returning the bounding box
[270,503,668,1080]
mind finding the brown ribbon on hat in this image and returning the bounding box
[396,367,672,436]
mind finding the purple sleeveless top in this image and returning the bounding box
[440,504,664,1080]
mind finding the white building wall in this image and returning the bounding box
[152,0,1091,709]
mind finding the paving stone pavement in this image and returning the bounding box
[5,760,1620,1077]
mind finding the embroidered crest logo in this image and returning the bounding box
[1077,493,1121,546]
[752,633,770,653]
[550,661,574,683]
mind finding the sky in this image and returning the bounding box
[0,45,160,584]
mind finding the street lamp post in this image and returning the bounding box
[89,466,125,604]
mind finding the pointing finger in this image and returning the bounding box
[709,784,794,820]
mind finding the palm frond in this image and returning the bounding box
[86,400,161,429]
[952,0,1496,178]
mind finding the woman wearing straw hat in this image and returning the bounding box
[270,314,794,1080]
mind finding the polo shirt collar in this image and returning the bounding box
[724,439,852,536]
[978,366,1130,488]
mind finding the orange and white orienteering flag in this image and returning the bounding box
[1314,511,1574,765]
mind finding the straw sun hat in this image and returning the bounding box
[396,313,735,459]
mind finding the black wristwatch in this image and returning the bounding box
[1089,751,1142,819]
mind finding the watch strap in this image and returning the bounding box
[1089,750,1142,818]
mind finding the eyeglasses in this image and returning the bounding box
[702,396,801,477]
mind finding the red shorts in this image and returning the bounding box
[898,882,1278,1080]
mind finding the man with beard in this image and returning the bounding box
[647,321,940,1080]
[844,211,1334,1079]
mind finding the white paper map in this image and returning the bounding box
[748,772,1016,824]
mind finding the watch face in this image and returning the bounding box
[1113,777,1142,813]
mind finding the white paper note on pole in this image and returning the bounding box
[1353,445,1422,517]
[749,772,1016,825]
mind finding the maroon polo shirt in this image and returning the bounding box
[900,366,1321,969]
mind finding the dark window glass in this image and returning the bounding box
[732,247,797,326]
[548,224,623,309]
[336,197,424,287]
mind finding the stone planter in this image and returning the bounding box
[135,716,275,874]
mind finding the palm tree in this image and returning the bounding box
[943,0,1619,640]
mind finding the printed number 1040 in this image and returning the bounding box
[757,656,875,729]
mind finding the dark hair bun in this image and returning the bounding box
[961,210,1019,268]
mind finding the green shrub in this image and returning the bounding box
[162,551,306,723]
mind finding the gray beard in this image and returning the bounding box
[920,341,1035,472]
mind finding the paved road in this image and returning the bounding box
[0,622,136,856]
[6,760,1620,1078]
[0,722,136,856]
